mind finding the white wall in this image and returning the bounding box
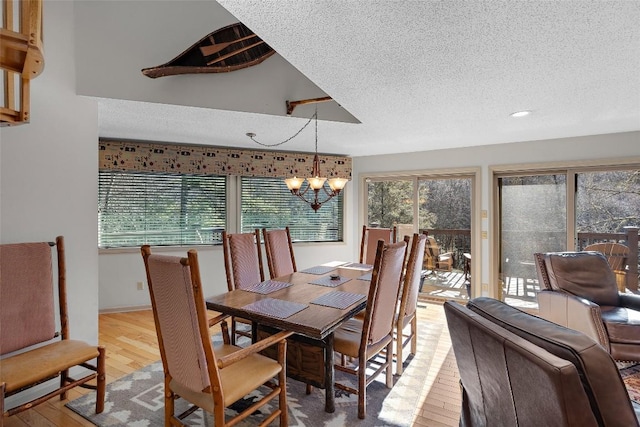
[352,131,640,297]
[0,0,99,407]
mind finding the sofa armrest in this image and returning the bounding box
[619,293,640,311]
[537,290,610,350]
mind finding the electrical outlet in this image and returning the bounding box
[137,281,144,290]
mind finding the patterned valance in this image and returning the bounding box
[99,139,352,179]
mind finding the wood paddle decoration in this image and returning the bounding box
[141,22,275,78]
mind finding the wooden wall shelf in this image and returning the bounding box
[1,0,44,126]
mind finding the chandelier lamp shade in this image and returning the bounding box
[284,153,349,211]
[247,102,350,211]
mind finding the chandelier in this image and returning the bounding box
[247,101,349,211]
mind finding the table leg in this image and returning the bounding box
[324,333,335,413]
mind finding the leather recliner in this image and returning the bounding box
[445,297,640,427]
[534,251,640,362]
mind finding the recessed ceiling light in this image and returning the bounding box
[510,110,531,118]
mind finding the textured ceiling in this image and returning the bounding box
[92,1,640,157]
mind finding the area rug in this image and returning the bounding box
[620,363,640,403]
[66,321,443,426]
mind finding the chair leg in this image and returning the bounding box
[305,384,313,394]
[231,318,237,345]
[385,341,393,387]
[60,368,69,401]
[278,341,288,427]
[279,372,288,426]
[164,377,175,427]
[396,325,404,376]
[411,317,418,355]
[358,356,366,419]
[96,346,106,413]
[1,382,6,427]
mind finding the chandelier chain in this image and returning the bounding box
[247,112,317,148]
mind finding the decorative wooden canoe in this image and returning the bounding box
[141,22,275,78]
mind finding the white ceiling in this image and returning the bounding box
[87,1,640,157]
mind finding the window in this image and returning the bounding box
[576,169,640,233]
[367,179,414,228]
[241,177,343,242]
[98,171,226,248]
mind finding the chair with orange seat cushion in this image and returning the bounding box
[141,245,291,426]
[1,236,105,423]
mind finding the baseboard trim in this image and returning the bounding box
[99,304,152,314]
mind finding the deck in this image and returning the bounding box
[419,268,542,309]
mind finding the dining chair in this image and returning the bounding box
[395,233,427,375]
[262,227,297,278]
[423,234,454,272]
[141,246,291,427]
[334,239,408,419]
[1,236,106,423]
[359,225,397,265]
[222,229,264,344]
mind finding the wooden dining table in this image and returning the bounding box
[206,262,372,413]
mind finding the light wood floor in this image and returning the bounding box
[4,300,461,426]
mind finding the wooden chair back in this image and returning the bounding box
[262,227,297,278]
[141,248,214,396]
[424,234,453,271]
[395,233,427,374]
[222,230,264,291]
[222,230,264,343]
[360,225,397,265]
[0,240,56,354]
[363,240,407,347]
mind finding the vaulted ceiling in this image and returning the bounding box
[76,1,640,157]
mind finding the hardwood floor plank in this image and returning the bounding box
[3,301,462,426]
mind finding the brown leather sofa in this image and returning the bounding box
[534,251,640,362]
[445,297,640,427]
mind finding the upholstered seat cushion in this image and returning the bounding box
[1,340,100,393]
[169,343,282,412]
[601,306,640,344]
[468,297,639,427]
[334,318,391,358]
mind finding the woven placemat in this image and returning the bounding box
[357,272,372,281]
[300,265,337,275]
[244,280,292,294]
[309,276,351,288]
[242,298,308,319]
[311,291,366,310]
[341,262,373,270]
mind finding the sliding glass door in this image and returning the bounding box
[498,174,566,307]
[365,174,474,300]
[496,165,639,307]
